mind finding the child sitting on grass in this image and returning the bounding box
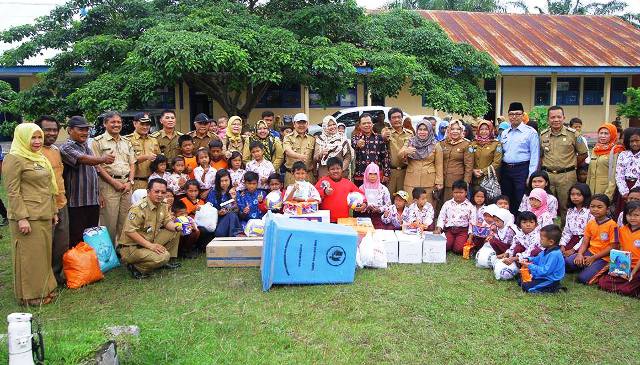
[434,180,474,254]
[499,211,541,264]
[528,188,554,227]
[518,170,559,217]
[560,183,592,257]
[518,224,565,293]
[381,191,409,230]
[172,199,200,259]
[487,207,517,255]
[238,171,266,224]
[403,187,435,233]
[468,187,490,253]
[285,161,321,203]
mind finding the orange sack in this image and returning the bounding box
[63,242,104,289]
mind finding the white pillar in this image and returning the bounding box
[550,73,558,106]
[604,74,612,122]
[495,75,503,119]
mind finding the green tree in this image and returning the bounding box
[387,0,504,11]
[1,0,498,121]
[511,0,627,15]
[617,87,640,119]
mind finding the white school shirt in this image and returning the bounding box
[193,166,216,189]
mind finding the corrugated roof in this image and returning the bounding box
[420,10,640,67]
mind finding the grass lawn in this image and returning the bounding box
[1,228,639,364]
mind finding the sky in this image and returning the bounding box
[1,0,639,65]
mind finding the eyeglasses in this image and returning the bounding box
[508,112,523,117]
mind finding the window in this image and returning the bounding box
[144,87,176,110]
[256,84,301,108]
[534,77,551,106]
[0,77,20,124]
[309,87,357,108]
[611,77,629,105]
[583,77,604,105]
[556,77,580,105]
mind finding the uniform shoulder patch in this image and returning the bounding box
[125,133,135,139]
[128,212,137,221]
[94,134,104,141]
[176,131,184,136]
[566,126,577,133]
[468,146,475,153]
[540,128,550,135]
[150,131,160,138]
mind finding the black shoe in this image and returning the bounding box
[164,259,181,269]
[185,250,199,259]
[127,264,148,279]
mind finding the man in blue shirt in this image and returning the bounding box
[499,102,540,215]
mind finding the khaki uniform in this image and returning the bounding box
[92,133,136,244]
[128,131,160,190]
[388,127,414,194]
[3,154,57,301]
[283,131,316,186]
[469,140,502,188]
[118,197,179,273]
[440,139,473,203]
[189,131,220,152]
[540,126,587,219]
[151,129,183,163]
[403,144,443,208]
[587,150,619,200]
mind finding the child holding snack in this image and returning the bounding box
[434,180,474,254]
[518,224,565,293]
[499,211,541,264]
[382,191,409,230]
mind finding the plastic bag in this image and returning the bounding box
[244,219,265,237]
[195,202,218,232]
[131,189,147,204]
[475,243,496,269]
[493,259,519,280]
[356,232,388,269]
[82,226,120,272]
[63,242,104,289]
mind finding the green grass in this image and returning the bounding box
[1,228,639,363]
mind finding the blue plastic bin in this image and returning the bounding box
[261,213,358,291]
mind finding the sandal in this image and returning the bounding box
[21,296,52,306]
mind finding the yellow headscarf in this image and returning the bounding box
[226,116,243,144]
[9,123,58,194]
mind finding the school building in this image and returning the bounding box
[2,10,640,132]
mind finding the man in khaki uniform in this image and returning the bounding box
[118,178,180,279]
[283,113,316,186]
[151,110,183,163]
[385,107,413,194]
[541,105,588,221]
[189,113,220,151]
[92,111,136,244]
[128,112,160,190]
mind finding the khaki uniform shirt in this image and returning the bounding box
[128,131,160,179]
[540,126,588,171]
[470,140,502,175]
[3,154,56,221]
[283,131,315,170]
[189,131,220,151]
[41,145,67,209]
[440,139,474,187]
[91,133,135,177]
[120,197,172,246]
[151,129,183,162]
[389,127,414,168]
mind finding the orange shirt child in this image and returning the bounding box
[211,159,228,170]
[180,197,205,217]
[619,225,640,267]
[583,218,618,262]
[184,155,197,179]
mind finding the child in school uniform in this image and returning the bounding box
[617,187,640,226]
[246,141,276,191]
[598,201,640,297]
[518,224,566,293]
[177,180,204,258]
[381,190,409,230]
[468,188,490,252]
[193,148,216,192]
[403,187,435,233]
[178,134,197,179]
[260,173,285,213]
[167,156,188,197]
[148,154,171,182]
[434,180,474,254]
[206,169,242,237]
[518,170,559,217]
[237,171,266,225]
[560,183,593,257]
[358,162,391,229]
[565,194,618,284]
[528,188,555,227]
[494,195,510,210]
[316,157,364,223]
[208,139,228,170]
[487,207,517,255]
[614,128,640,215]
[499,211,541,264]
[228,151,246,192]
[284,161,321,203]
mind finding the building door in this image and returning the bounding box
[483,78,496,122]
[189,90,212,130]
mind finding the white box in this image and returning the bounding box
[422,233,447,263]
[396,231,423,264]
[374,229,399,263]
[284,209,331,223]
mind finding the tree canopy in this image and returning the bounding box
[1,0,498,122]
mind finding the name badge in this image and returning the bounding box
[600,232,609,241]
[33,163,44,170]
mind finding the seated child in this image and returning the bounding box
[205,169,242,237]
[565,194,618,284]
[528,188,555,227]
[238,171,266,224]
[167,156,188,197]
[487,207,517,255]
[434,180,474,254]
[193,148,216,191]
[228,151,246,191]
[381,190,409,230]
[468,188,490,252]
[494,195,510,210]
[285,161,321,203]
[499,211,541,264]
[560,183,593,257]
[178,134,197,178]
[358,162,391,229]
[172,199,200,259]
[518,170,559,217]
[209,139,228,170]
[403,188,435,233]
[260,173,285,213]
[245,141,275,191]
[599,201,640,297]
[180,180,205,216]
[316,157,364,223]
[518,224,565,293]
[148,154,171,182]
[617,187,640,226]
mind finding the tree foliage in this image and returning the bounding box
[1,0,498,121]
[386,0,504,12]
[617,87,640,119]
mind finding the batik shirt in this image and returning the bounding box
[350,133,391,182]
[246,159,275,190]
[560,207,592,249]
[403,202,435,228]
[508,227,542,259]
[615,150,640,195]
[229,168,246,191]
[436,199,474,229]
[381,205,405,229]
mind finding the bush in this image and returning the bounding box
[529,106,548,132]
[617,87,640,119]
[0,120,18,138]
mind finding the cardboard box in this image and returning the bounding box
[206,237,263,267]
[396,232,423,264]
[374,229,399,263]
[422,233,447,264]
[284,210,331,223]
[283,201,318,215]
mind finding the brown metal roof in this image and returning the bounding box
[420,10,640,67]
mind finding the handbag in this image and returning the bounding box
[480,165,501,200]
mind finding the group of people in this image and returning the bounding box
[4,101,640,305]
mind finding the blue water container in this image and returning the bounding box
[261,213,358,291]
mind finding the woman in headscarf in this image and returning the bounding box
[314,116,352,178]
[224,116,246,158]
[470,120,502,190]
[435,119,449,142]
[358,162,391,229]
[242,119,284,171]
[439,119,473,206]
[4,123,58,305]
[399,121,443,207]
[587,123,624,200]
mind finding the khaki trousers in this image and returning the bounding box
[548,170,576,224]
[99,179,132,245]
[387,168,406,195]
[118,229,179,273]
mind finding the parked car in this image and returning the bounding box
[308,106,410,139]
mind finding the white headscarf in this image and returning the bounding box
[317,116,349,166]
[493,208,516,241]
